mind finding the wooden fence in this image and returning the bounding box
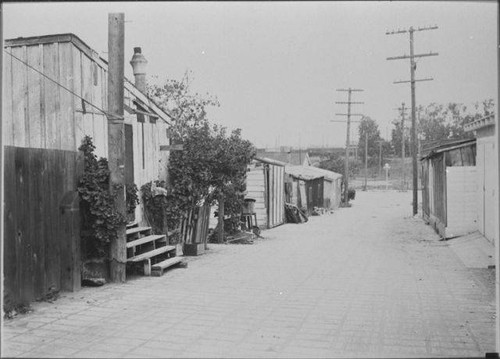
[4,146,83,307]
[180,203,211,246]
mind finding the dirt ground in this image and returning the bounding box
[2,190,496,358]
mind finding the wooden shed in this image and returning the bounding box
[284,165,342,214]
[245,157,286,229]
[420,138,477,239]
[464,114,498,245]
[3,33,172,305]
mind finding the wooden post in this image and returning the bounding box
[107,13,126,282]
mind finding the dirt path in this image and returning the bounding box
[2,191,495,358]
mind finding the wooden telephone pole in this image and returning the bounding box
[387,25,438,215]
[394,103,408,191]
[332,88,364,205]
[107,13,126,282]
[376,140,384,178]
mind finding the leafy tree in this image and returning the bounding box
[318,152,359,178]
[417,99,495,143]
[148,71,220,140]
[391,118,411,157]
[148,72,255,242]
[358,116,383,165]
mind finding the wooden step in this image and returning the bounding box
[126,221,139,229]
[126,226,151,236]
[126,234,165,249]
[151,257,185,276]
[127,245,176,263]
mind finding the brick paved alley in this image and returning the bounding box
[1,191,496,358]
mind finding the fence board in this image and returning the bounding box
[4,146,82,306]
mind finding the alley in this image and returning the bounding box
[2,191,496,358]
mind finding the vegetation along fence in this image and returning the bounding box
[4,146,83,307]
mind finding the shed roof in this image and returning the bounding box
[420,138,476,160]
[285,165,342,181]
[4,33,172,124]
[254,157,287,167]
[256,150,311,165]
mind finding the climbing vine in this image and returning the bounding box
[141,181,182,244]
[126,183,139,218]
[77,136,127,258]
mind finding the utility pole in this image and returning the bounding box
[332,88,364,206]
[363,132,368,191]
[387,25,438,215]
[376,140,384,178]
[394,103,408,191]
[107,13,126,282]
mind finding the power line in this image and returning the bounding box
[4,49,175,123]
[387,25,439,215]
[4,49,111,118]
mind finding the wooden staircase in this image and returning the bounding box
[126,222,185,277]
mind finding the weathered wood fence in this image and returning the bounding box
[180,203,211,246]
[4,146,83,307]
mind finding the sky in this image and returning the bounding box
[3,1,498,149]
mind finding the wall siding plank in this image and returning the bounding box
[73,46,84,149]
[58,43,75,151]
[11,46,27,147]
[4,47,13,145]
[42,43,58,149]
[27,45,42,148]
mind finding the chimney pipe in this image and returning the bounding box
[130,47,148,94]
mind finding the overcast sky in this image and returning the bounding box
[3,1,498,148]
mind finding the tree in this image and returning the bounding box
[318,152,359,178]
[148,72,255,242]
[391,119,410,157]
[417,99,495,143]
[358,116,382,165]
[148,71,220,140]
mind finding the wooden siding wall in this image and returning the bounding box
[323,180,334,209]
[4,146,82,306]
[477,133,498,244]
[446,166,477,237]
[432,154,447,226]
[304,178,324,214]
[4,42,108,157]
[266,164,285,228]
[4,40,170,226]
[421,161,430,220]
[246,164,267,228]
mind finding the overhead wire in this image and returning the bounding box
[4,49,175,124]
[4,49,112,118]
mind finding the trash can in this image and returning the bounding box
[242,198,256,214]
